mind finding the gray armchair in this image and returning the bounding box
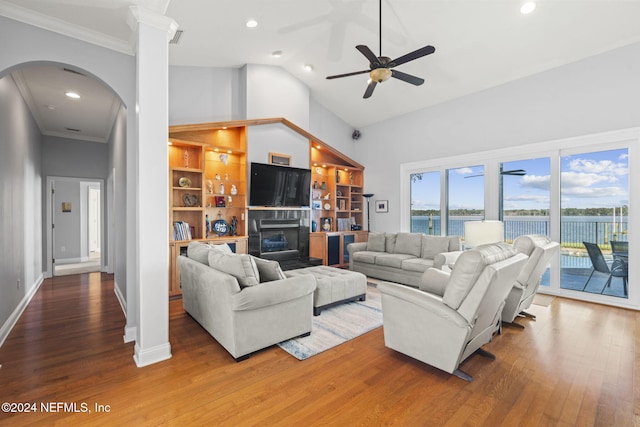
[179,252,316,361]
[502,235,559,326]
[378,243,527,381]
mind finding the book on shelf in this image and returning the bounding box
[173,221,192,241]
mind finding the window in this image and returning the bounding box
[447,165,484,238]
[410,171,440,235]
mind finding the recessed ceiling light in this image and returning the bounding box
[520,2,536,14]
[304,64,314,72]
[245,19,258,28]
[65,91,80,99]
[45,104,56,110]
[271,50,283,58]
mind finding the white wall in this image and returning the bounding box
[359,42,640,232]
[169,66,241,125]
[0,73,43,342]
[244,64,310,128]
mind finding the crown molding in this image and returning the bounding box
[0,1,134,55]
[127,5,178,40]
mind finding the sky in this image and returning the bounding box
[411,148,629,212]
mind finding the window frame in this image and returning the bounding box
[399,128,639,309]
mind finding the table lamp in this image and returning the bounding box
[464,220,504,249]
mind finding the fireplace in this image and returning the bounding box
[248,209,310,262]
[258,219,300,259]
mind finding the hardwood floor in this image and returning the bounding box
[1,273,638,426]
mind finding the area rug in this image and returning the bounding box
[278,284,382,360]
[532,293,556,307]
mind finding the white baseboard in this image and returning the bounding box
[55,257,83,265]
[113,280,137,343]
[0,274,44,347]
[123,325,137,343]
[113,280,126,315]
[134,342,172,367]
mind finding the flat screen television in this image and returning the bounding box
[249,162,311,207]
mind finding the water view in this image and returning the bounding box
[411,215,628,268]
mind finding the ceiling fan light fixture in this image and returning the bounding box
[369,68,392,83]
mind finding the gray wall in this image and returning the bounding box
[41,136,109,266]
[41,136,108,178]
[52,180,82,261]
[358,41,640,232]
[108,105,127,298]
[0,73,43,333]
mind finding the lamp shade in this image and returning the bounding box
[464,220,504,248]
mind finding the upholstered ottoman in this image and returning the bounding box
[284,266,367,315]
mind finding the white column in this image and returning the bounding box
[127,6,178,367]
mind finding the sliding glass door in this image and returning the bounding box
[560,148,629,299]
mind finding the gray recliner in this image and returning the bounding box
[378,243,527,381]
[501,235,559,326]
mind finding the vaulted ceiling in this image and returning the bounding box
[2,0,640,142]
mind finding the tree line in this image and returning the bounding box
[412,206,628,217]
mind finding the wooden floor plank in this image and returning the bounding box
[0,272,638,426]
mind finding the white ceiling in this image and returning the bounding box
[2,0,640,141]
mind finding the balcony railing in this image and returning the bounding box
[411,216,628,249]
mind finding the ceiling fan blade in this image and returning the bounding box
[391,70,424,86]
[363,81,377,99]
[501,169,527,176]
[389,45,435,67]
[326,70,370,80]
[356,45,381,67]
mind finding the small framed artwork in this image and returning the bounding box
[312,200,322,210]
[375,200,388,213]
[269,152,291,166]
[320,217,333,232]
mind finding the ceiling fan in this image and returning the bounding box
[326,0,435,98]
[465,169,527,178]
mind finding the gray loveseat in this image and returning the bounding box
[348,232,461,287]
[179,241,317,361]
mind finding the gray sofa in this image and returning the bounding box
[348,232,461,287]
[179,241,317,361]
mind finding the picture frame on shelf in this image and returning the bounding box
[312,200,322,210]
[269,152,291,166]
[320,217,333,232]
[375,200,388,213]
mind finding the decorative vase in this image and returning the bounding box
[219,183,225,195]
[311,220,317,232]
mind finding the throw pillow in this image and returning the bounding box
[385,233,397,253]
[208,252,260,287]
[205,242,233,254]
[186,241,211,265]
[252,256,286,282]
[366,232,386,252]
[393,233,422,257]
[421,235,451,259]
